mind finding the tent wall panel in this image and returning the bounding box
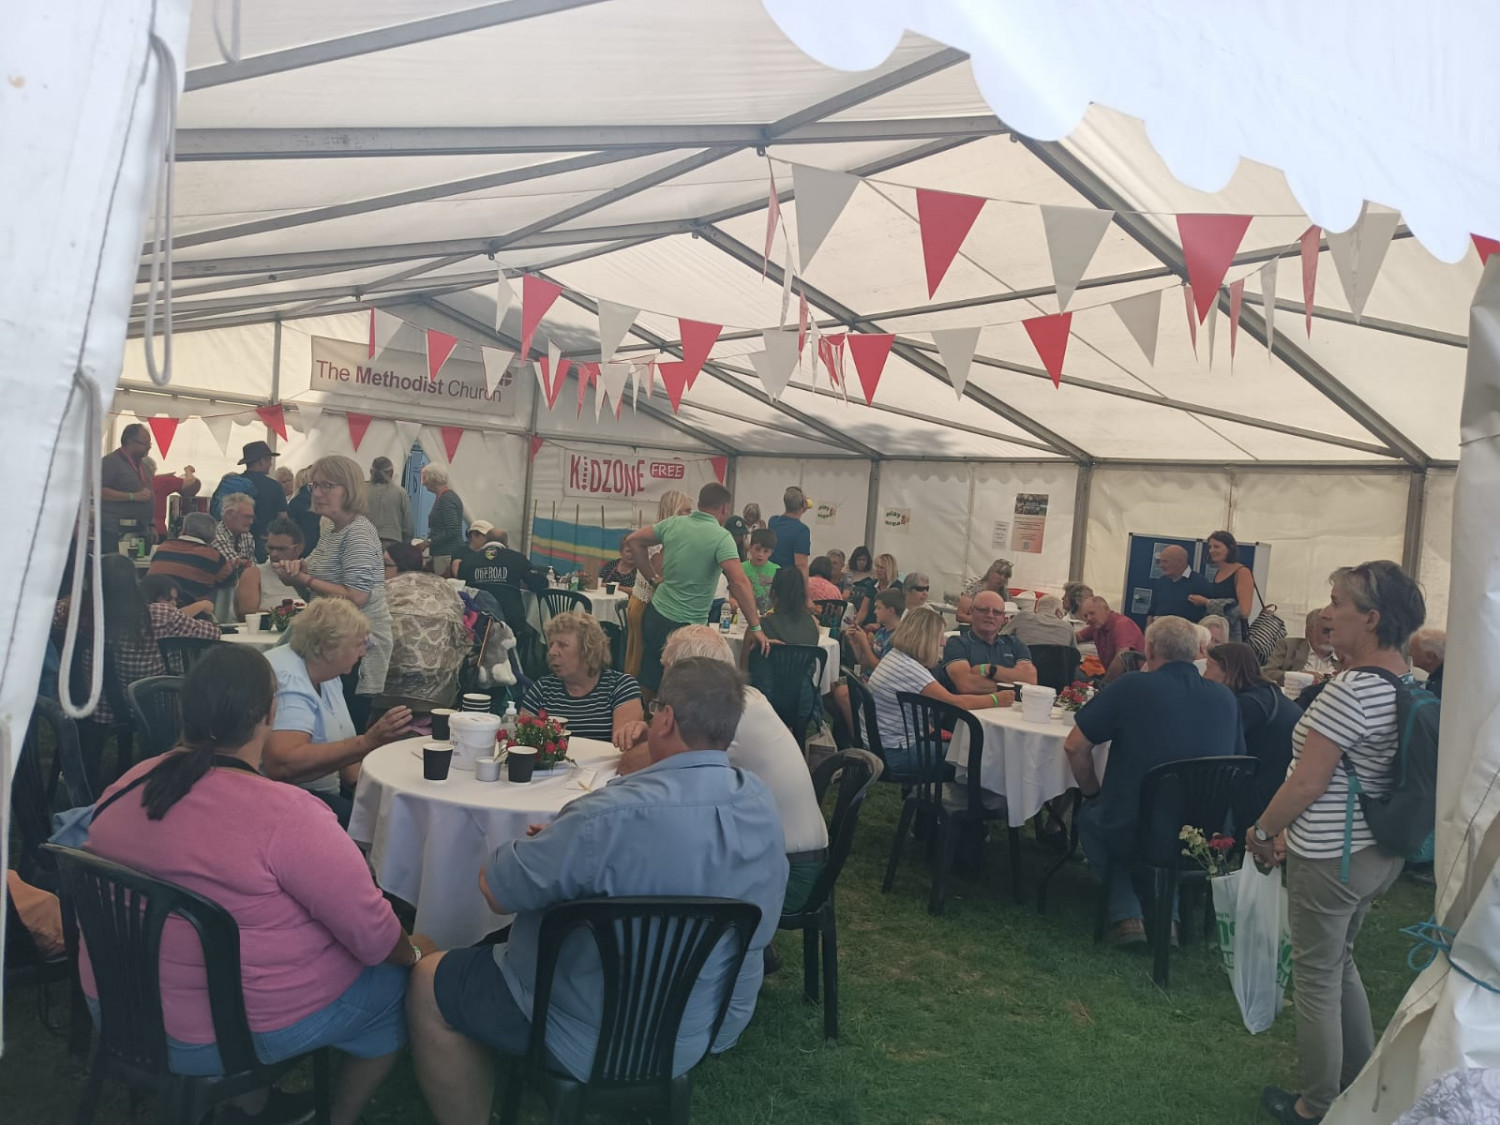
[122,321,278,400]
[1231,472,1408,621]
[732,457,871,560]
[110,392,272,491]
[1419,468,1456,630]
[1084,468,1234,606]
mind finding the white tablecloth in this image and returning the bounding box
[722,627,841,694]
[218,627,281,651]
[348,736,621,948]
[946,708,1109,828]
[519,588,631,629]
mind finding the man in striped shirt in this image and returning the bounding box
[147,512,240,604]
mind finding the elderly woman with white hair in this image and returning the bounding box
[1200,614,1231,646]
[273,455,394,720]
[615,625,830,915]
[261,598,413,824]
[902,571,931,610]
[419,463,465,577]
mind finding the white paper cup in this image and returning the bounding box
[474,758,502,782]
[1021,685,1056,723]
[1283,671,1316,697]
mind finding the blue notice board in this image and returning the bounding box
[1121,534,1269,632]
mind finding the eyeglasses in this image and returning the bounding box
[645,699,668,719]
[310,480,340,492]
[910,585,930,593]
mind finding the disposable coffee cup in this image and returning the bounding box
[461,693,490,712]
[431,708,457,742]
[474,757,502,782]
[422,742,453,783]
[1283,671,1316,698]
[506,746,537,784]
[604,582,617,595]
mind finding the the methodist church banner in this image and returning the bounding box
[308,335,517,417]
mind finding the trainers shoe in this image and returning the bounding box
[221,1088,317,1125]
[1104,919,1147,946]
[1261,1085,1322,1123]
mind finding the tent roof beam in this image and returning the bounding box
[174,117,1007,161]
[184,0,610,91]
[1015,132,1430,468]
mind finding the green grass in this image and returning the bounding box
[2,784,1431,1124]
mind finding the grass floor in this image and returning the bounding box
[2,782,1431,1125]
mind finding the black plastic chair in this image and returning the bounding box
[43,844,333,1125]
[599,621,625,671]
[158,636,222,677]
[12,698,94,889]
[748,644,828,752]
[498,897,762,1125]
[1091,756,1260,987]
[708,597,726,625]
[1029,644,1082,692]
[538,589,592,630]
[881,693,1021,914]
[777,750,881,1041]
[814,599,847,629]
[127,677,185,761]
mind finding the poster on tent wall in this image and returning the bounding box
[308,335,516,417]
[1011,494,1049,554]
[557,448,719,501]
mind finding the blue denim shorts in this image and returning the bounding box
[165,963,409,1076]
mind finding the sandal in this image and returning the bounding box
[1261,1086,1322,1123]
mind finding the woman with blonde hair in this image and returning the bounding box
[623,489,694,676]
[520,611,643,743]
[853,552,900,627]
[272,455,393,721]
[260,598,412,824]
[866,606,1011,775]
[365,455,412,547]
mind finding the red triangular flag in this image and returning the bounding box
[1176,214,1252,322]
[577,362,599,417]
[529,436,545,461]
[440,426,464,461]
[521,275,564,359]
[255,404,287,440]
[1022,312,1072,388]
[710,456,728,483]
[678,319,722,389]
[763,161,782,277]
[657,361,692,413]
[346,412,372,451]
[146,416,179,457]
[425,330,458,382]
[1473,234,1500,264]
[1182,283,1198,357]
[817,333,846,387]
[1300,225,1321,336]
[797,292,809,355]
[542,356,570,410]
[1227,279,1245,368]
[916,188,986,298]
[846,333,894,406]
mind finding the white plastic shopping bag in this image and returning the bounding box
[1211,862,1293,1034]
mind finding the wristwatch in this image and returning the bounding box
[1251,823,1272,844]
[408,940,424,966]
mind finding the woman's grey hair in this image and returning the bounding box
[420,463,449,488]
[287,597,371,664]
[663,625,735,667]
[1035,594,1065,618]
[656,658,745,751]
[1145,616,1202,664]
[1331,561,1426,651]
[220,491,256,516]
[1410,627,1446,663]
[1199,614,1229,640]
[903,572,929,592]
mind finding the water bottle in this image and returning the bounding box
[500,701,518,743]
[546,566,557,587]
[719,608,732,634]
[568,571,580,592]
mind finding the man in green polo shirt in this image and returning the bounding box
[625,482,769,695]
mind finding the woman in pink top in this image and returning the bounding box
[82,645,434,1125]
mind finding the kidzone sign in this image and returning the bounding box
[564,454,699,498]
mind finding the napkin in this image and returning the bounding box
[566,769,598,792]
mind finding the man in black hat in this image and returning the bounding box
[224,440,287,561]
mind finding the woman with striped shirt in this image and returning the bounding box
[1247,561,1425,1125]
[521,611,643,744]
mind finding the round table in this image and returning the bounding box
[218,627,282,652]
[347,735,621,948]
[945,707,1109,828]
[722,626,841,693]
[517,587,631,629]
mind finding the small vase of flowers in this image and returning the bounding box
[1180,825,1237,877]
[510,710,572,770]
[270,599,305,633]
[1056,681,1094,726]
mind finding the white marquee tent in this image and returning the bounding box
[6,1,1497,1113]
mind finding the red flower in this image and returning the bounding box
[544,741,557,753]
[537,709,549,720]
[1208,835,1235,852]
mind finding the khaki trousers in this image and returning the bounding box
[1286,846,1404,1114]
[624,596,648,678]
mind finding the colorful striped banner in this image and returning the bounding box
[529,517,635,573]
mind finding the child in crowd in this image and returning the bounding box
[743,528,779,614]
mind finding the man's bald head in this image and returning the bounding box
[970,589,1008,638]
[1081,596,1111,629]
[1158,544,1189,579]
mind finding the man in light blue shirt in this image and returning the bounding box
[406,658,787,1124]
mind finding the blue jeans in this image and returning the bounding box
[1076,800,1178,926]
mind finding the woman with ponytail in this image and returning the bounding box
[81,646,433,1124]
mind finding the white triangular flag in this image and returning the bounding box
[1326,204,1400,321]
[596,300,638,362]
[1110,290,1162,366]
[533,360,550,402]
[600,362,632,415]
[931,327,981,400]
[805,319,823,390]
[631,364,641,412]
[792,164,859,272]
[593,367,609,422]
[482,429,508,457]
[1040,205,1115,310]
[392,420,422,457]
[480,345,515,395]
[779,243,795,327]
[293,404,323,435]
[1259,258,1279,360]
[369,308,403,360]
[754,329,801,399]
[1205,291,1219,369]
[200,412,236,455]
[494,268,515,333]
